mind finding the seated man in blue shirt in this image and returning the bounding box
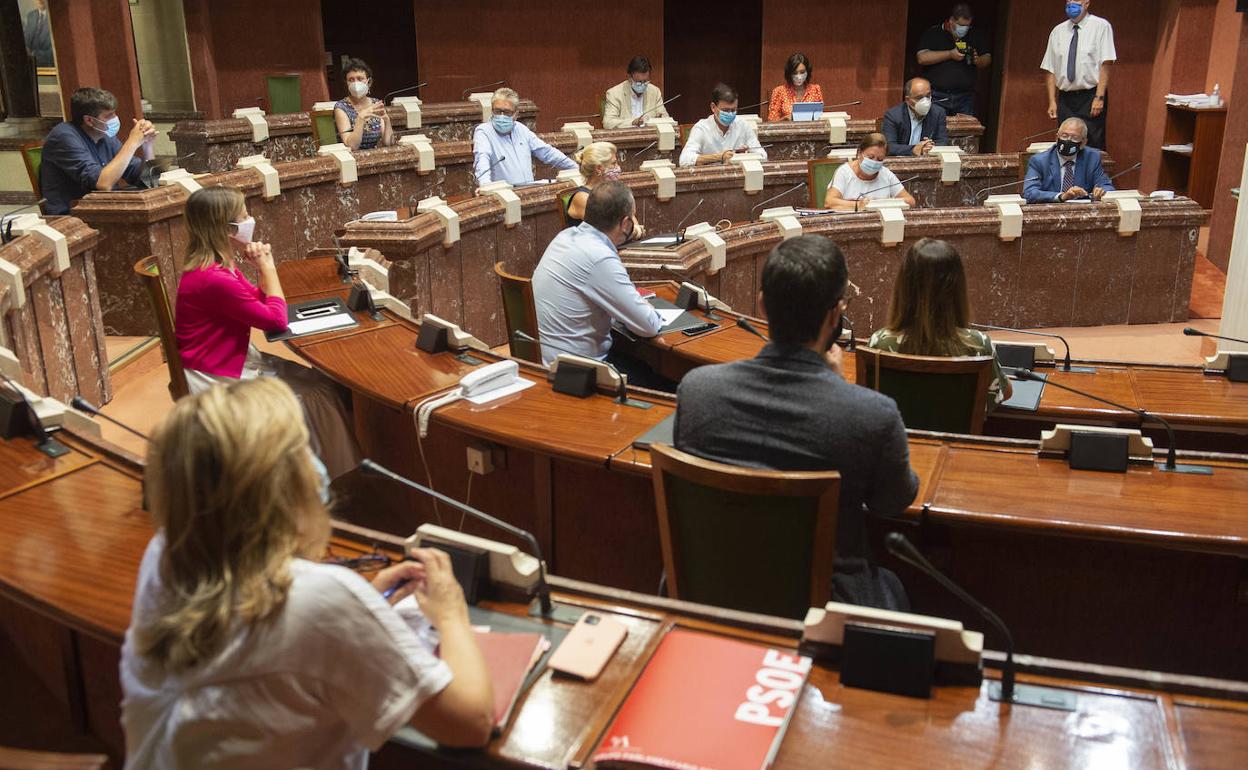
[674,234,919,609]
[1023,117,1114,203]
[40,87,157,215]
[472,87,576,185]
[532,181,667,388]
[881,77,949,156]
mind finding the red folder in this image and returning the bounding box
[449,631,547,731]
[593,628,811,770]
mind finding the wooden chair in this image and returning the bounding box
[678,123,693,147]
[310,109,338,147]
[649,444,839,619]
[494,261,542,364]
[133,256,189,400]
[265,73,302,114]
[806,158,845,208]
[20,142,42,201]
[0,746,108,770]
[853,347,994,434]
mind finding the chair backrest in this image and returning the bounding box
[310,109,338,147]
[494,260,542,364]
[558,189,575,229]
[21,142,42,201]
[806,158,844,207]
[649,444,839,619]
[853,347,993,434]
[133,256,189,400]
[679,123,693,147]
[266,73,302,114]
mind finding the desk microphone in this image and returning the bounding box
[884,531,1017,704]
[736,317,768,341]
[737,100,767,114]
[1106,161,1142,183]
[1013,368,1207,474]
[672,197,706,243]
[331,235,356,282]
[555,112,601,123]
[970,323,1086,373]
[359,458,553,616]
[630,141,657,161]
[854,175,918,212]
[512,330,632,405]
[1019,127,1056,146]
[0,370,68,457]
[1183,327,1248,345]
[971,178,1025,203]
[461,80,505,100]
[1,198,48,243]
[384,83,427,103]
[474,155,507,183]
[750,181,807,219]
[640,94,681,119]
[661,263,720,320]
[824,100,863,110]
[70,396,149,441]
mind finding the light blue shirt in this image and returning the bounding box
[909,109,924,147]
[472,121,576,185]
[532,222,664,365]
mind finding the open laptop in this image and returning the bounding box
[792,102,824,122]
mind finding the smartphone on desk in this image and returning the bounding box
[547,612,627,681]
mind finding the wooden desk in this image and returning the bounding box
[4,429,1247,770]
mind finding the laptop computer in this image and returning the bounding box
[792,102,824,122]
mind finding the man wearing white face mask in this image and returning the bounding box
[603,57,669,129]
[882,78,949,157]
[678,83,767,167]
[40,87,157,215]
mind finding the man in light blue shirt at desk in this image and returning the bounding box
[473,87,576,185]
[533,182,666,387]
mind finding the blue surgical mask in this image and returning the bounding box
[94,115,121,138]
[1066,2,1084,21]
[631,80,648,95]
[717,109,736,127]
[860,156,884,174]
[953,23,970,37]
[492,114,514,134]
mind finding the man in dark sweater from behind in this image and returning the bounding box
[674,234,919,609]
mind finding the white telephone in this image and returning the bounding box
[460,360,521,399]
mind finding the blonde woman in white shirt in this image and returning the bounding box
[121,377,493,770]
[678,83,767,167]
[823,132,916,211]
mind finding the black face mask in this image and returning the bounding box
[1056,138,1081,157]
[618,217,635,246]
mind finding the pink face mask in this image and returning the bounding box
[603,167,622,182]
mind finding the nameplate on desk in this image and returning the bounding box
[265,297,358,342]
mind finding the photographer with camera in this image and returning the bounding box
[915,3,992,118]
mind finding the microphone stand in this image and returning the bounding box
[1,198,49,243]
[970,323,1091,373]
[671,197,706,243]
[462,80,505,100]
[71,397,149,441]
[1184,327,1248,346]
[385,82,427,103]
[0,370,68,457]
[854,175,918,213]
[736,317,767,341]
[750,181,807,219]
[512,330,647,408]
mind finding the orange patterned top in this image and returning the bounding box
[766,83,825,122]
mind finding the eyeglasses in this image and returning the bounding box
[492,107,516,117]
[323,545,391,572]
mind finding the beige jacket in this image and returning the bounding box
[602,80,668,129]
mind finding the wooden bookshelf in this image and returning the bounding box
[1158,104,1226,208]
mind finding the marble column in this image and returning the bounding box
[1218,143,1248,352]
[0,0,39,121]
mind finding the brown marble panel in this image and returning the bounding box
[427,241,466,328]
[91,220,167,336]
[1072,230,1136,328]
[456,225,506,344]
[30,278,75,402]
[1014,229,1087,328]
[57,258,106,405]
[1127,223,1198,324]
[8,304,48,395]
[713,250,759,317]
[81,252,112,403]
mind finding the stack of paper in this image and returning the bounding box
[1161,143,1194,155]
[1165,93,1215,108]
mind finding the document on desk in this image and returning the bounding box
[1002,370,1046,411]
[649,296,705,333]
[635,234,681,246]
[265,297,358,342]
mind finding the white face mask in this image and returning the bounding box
[911,96,932,118]
[230,217,256,244]
[792,72,808,86]
[348,80,369,98]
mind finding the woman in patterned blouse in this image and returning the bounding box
[766,52,825,121]
[333,58,393,151]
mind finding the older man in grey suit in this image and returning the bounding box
[674,235,919,609]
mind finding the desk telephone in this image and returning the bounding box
[460,360,521,399]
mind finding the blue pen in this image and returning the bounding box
[382,578,411,600]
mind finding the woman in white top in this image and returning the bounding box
[824,132,917,211]
[121,377,493,770]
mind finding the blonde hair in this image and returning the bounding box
[183,186,245,271]
[492,87,519,108]
[137,377,330,671]
[574,141,618,180]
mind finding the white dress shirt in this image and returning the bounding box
[830,163,904,202]
[472,120,576,185]
[532,222,664,365]
[678,115,767,167]
[630,91,645,119]
[121,534,452,770]
[1041,13,1116,91]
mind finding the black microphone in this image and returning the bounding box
[972,178,1025,203]
[1106,161,1142,183]
[71,396,149,441]
[360,459,553,616]
[854,174,918,212]
[512,330,633,405]
[555,112,601,123]
[673,197,706,243]
[737,100,767,114]
[970,323,1086,373]
[462,80,505,100]
[737,317,767,341]
[0,370,68,457]
[885,531,1016,704]
[630,140,657,160]
[750,181,807,219]
[2,198,49,243]
[661,263,720,321]
[384,82,427,103]
[474,155,507,183]
[640,94,681,118]
[331,235,356,282]
[1014,368,1205,474]
[1184,327,1248,345]
[1020,127,1057,145]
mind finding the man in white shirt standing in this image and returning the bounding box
[472,87,577,185]
[1041,0,1115,150]
[603,57,670,129]
[678,83,767,167]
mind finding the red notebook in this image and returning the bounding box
[443,631,547,732]
[593,628,811,770]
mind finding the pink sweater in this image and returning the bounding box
[175,265,288,378]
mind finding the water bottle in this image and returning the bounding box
[1211,84,1222,108]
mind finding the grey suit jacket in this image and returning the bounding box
[602,80,668,129]
[674,343,920,607]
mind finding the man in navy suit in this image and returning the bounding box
[881,77,949,156]
[1023,117,1114,203]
